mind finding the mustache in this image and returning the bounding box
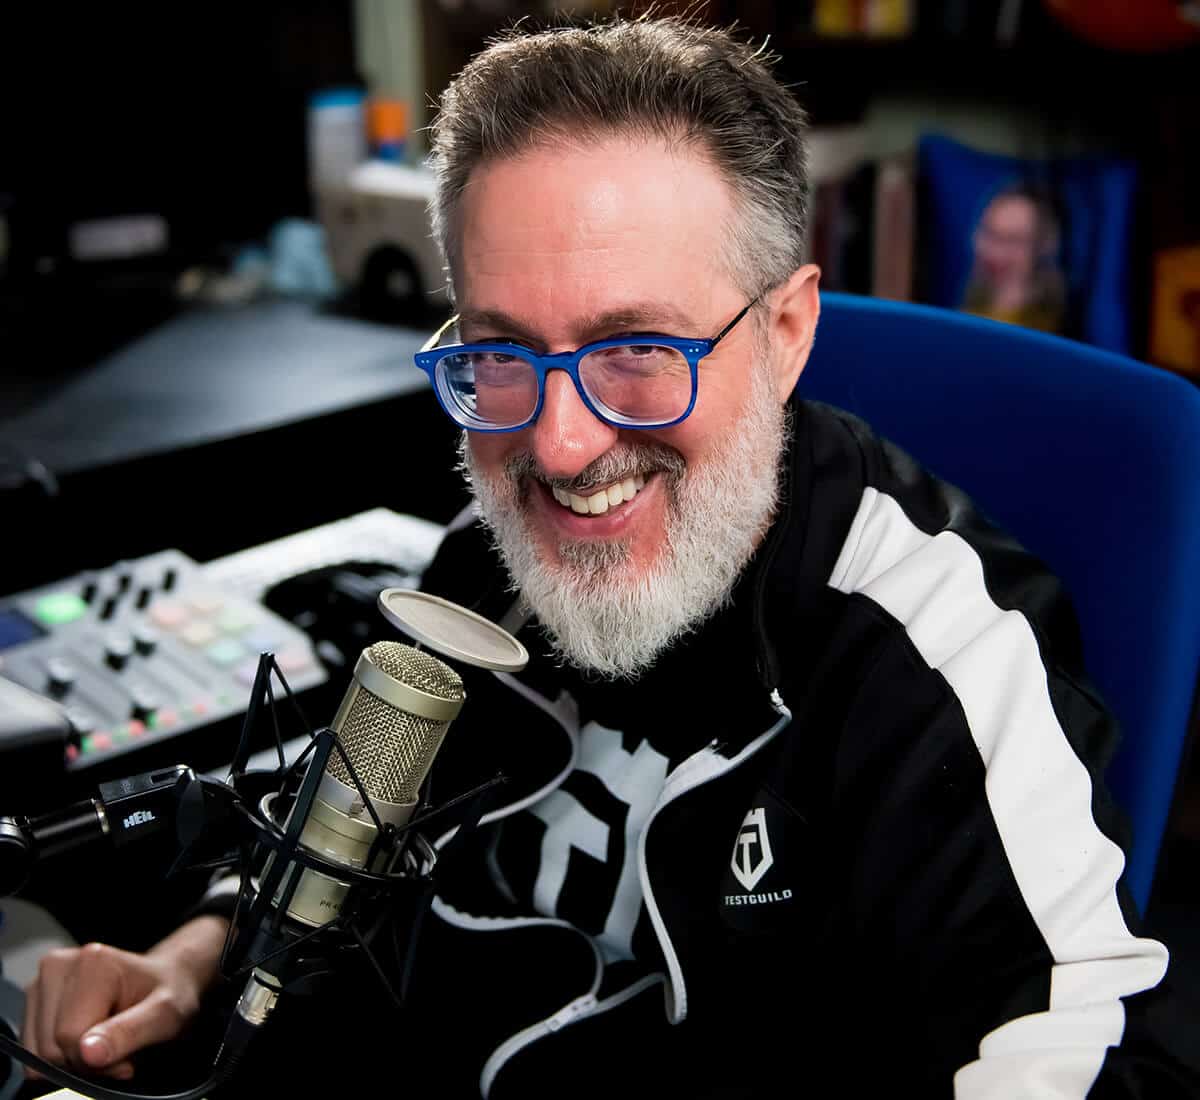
[503,443,686,496]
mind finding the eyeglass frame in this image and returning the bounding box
[413,297,761,433]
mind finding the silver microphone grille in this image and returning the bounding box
[326,642,465,805]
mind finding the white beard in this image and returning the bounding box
[461,359,788,679]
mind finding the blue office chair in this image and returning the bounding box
[797,292,1200,914]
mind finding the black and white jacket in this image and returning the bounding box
[206,396,1195,1097]
[396,396,1196,1099]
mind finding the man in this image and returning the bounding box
[21,15,1199,1098]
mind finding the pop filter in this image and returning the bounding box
[376,588,529,672]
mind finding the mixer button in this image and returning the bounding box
[162,567,178,591]
[277,647,313,674]
[188,593,224,615]
[242,628,280,652]
[135,586,153,610]
[149,600,189,629]
[218,607,252,632]
[205,638,245,666]
[99,595,119,621]
[181,621,218,646]
[33,591,88,626]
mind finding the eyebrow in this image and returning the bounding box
[457,302,701,347]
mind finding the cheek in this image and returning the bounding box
[468,431,525,480]
[668,368,756,459]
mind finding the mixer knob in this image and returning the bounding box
[80,573,100,604]
[129,686,160,722]
[46,657,77,696]
[99,595,119,621]
[135,586,153,610]
[104,634,134,670]
[133,625,158,655]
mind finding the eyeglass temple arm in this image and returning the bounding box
[421,314,460,353]
[709,295,762,348]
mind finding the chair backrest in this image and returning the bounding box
[797,292,1200,913]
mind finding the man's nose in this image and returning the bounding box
[529,369,618,479]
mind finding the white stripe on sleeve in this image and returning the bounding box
[828,487,1169,1099]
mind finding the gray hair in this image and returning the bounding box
[427,14,810,302]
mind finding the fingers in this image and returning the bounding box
[81,989,196,1071]
[21,972,40,1079]
[53,944,129,1071]
[25,947,75,1074]
[21,940,201,1082]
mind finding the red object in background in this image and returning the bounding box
[1044,1,1200,52]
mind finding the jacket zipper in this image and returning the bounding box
[480,973,667,1098]
[637,689,793,1024]
[430,673,791,1090]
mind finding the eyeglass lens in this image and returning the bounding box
[437,344,693,428]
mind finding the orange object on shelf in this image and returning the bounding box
[1150,245,1200,375]
[368,98,408,145]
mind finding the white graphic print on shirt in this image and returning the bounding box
[526,721,669,962]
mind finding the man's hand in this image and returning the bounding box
[21,914,229,1080]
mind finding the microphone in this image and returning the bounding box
[229,641,465,1033]
[269,641,465,927]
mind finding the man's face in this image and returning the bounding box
[456,135,793,676]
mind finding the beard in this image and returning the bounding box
[460,359,789,679]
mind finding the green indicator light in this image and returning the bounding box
[34,592,89,625]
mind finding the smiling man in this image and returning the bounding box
[445,133,807,678]
[21,14,1198,1100]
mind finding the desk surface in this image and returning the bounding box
[1,299,432,476]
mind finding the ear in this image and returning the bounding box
[766,264,821,402]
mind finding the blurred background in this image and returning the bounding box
[0,0,1198,1023]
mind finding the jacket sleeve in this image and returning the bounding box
[821,481,1200,1098]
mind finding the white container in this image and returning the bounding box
[308,88,368,192]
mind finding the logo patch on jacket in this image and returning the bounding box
[721,794,796,919]
[731,807,774,891]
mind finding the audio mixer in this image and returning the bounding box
[0,509,445,778]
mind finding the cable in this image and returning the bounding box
[0,1029,219,1100]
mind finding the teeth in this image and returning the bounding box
[549,474,649,515]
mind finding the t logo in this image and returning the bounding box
[731,807,774,892]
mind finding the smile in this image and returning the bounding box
[549,475,648,516]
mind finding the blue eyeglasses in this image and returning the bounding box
[413,299,759,432]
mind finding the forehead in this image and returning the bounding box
[456,134,737,322]
[984,195,1037,227]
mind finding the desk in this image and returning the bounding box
[0,300,467,593]
[1,298,433,476]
